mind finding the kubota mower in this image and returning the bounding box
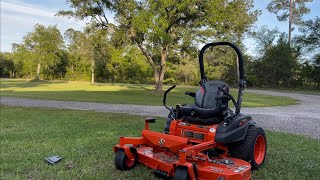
[114,42,267,180]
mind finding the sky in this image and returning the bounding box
[1,0,319,55]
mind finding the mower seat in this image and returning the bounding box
[180,80,229,125]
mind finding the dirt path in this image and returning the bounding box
[1,90,319,139]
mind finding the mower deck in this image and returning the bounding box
[136,146,251,180]
[114,128,252,180]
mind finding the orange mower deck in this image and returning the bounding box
[114,120,252,179]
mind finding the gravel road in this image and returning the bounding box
[1,90,319,139]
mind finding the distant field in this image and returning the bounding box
[1,106,319,179]
[0,79,298,107]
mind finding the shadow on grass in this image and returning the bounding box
[0,79,65,89]
[0,90,194,106]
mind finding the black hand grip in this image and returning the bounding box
[185,92,196,97]
[218,87,240,115]
[163,85,176,111]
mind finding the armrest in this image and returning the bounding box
[145,117,156,123]
[185,92,196,97]
[145,117,156,130]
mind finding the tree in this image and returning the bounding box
[253,34,299,87]
[251,26,280,54]
[295,16,320,53]
[64,28,86,80]
[12,43,32,77]
[58,0,258,91]
[267,0,313,46]
[13,24,64,80]
[294,17,320,86]
[0,53,14,78]
[64,26,111,83]
[312,54,320,86]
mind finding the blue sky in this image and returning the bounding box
[1,0,319,54]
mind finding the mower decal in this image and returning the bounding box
[207,166,226,173]
[158,138,166,145]
[233,165,250,173]
[200,86,205,94]
[239,119,249,126]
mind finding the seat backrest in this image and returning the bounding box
[195,80,229,109]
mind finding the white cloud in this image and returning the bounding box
[1,1,55,19]
[0,0,88,52]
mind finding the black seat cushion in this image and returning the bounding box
[179,80,229,125]
[180,104,222,118]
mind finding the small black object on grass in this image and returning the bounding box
[45,156,62,165]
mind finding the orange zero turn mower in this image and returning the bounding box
[114,42,267,180]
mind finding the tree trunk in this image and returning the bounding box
[130,29,167,93]
[35,63,41,80]
[11,69,14,78]
[155,46,168,92]
[288,0,293,46]
[91,59,95,84]
[155,80,162,92]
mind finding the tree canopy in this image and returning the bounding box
[58,0,259,91]
[12,24,65,80]
[1,1,319,89]
[267,0,313,46]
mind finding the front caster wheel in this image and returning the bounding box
[173,166,188,180]
[115,148,137,170]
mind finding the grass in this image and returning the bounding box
[0,79,298,107]
[1,106,319,179]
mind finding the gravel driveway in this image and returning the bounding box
[1,90,319,139]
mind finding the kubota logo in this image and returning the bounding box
[158,138,165,145]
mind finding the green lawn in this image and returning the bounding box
[0,79,298,107]
[1,106,319,179]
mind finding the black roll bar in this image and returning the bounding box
[198,42,246,113]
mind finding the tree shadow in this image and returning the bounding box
[0,90,193,106]
[0,79,65,89]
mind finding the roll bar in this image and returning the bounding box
[198,42,246,113]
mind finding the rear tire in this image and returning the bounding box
[228,125,267,170]
[115,148,137,170]
[173,166,188,180]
